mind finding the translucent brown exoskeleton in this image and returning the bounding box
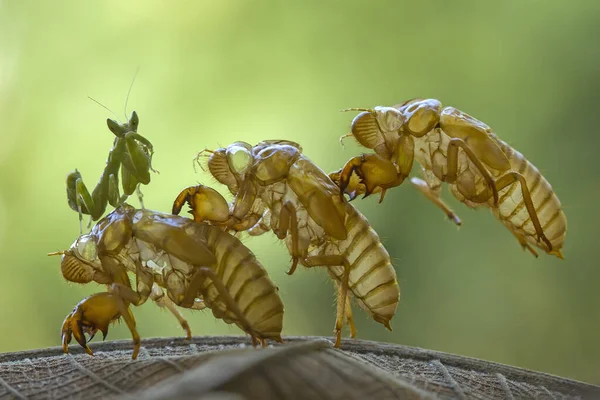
[331,99,566,259]
[172,140,400,348]
[48,203,284,359]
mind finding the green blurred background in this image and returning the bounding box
[1,0,599,384]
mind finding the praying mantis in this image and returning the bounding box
[64,70,159,233]
[65,110,157,232]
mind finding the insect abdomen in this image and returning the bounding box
[201,225,284,341]
[325,205,400,329]
[494,140,566,254]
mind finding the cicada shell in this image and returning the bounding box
[174,141,400,348]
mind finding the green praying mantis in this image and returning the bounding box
[66,109,158,233]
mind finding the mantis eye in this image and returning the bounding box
[130,111,139,127]
[107,118,122,136]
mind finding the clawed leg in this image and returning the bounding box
[122,133,153,185]
[172,185,263,233]
[337,154,405,203]
[129,133,158,175]
[302,255,352,348]
[275,201,302,275]
[150,284,192,339]
[61,291,141,359]
[171,185,232,225]
[336,134,414,203]
[329,169,370,201]
[182,266,259,347]
[67,170,105,233]
[410,177,461,226]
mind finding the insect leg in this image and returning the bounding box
[182,266,259,347]
[248,209,272,236]
[109,279,151,307]
[61,291,140,359]
[136,185,145,209]
[122,132,152,185]
[445,142,554,251]
[337,154,402,202]
[337,150,414,203]
[75,185,85,234]
[335,281,356,339]
[127,132,154,154]
[72,172,106,224]
[410,177,462,226]
[121,159,142,198]
[172,185,230,224]
[339,132,353,148]
[488,172,553,252]
[445,138,499,204]
[301,254,352,348]
[116,301,141,359]
[61,292,120,356]
[509,229,539,258]
[108,173,125,207]
[329,168,364,200]
[193,148,215,173]
[172,183,260,231]
[149,284,192,339]
[274,201,301,275]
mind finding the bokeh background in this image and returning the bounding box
[1,0,599,385]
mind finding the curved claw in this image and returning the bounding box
[329,170,364,201]
[337,154,399,201]
[286,257,299,276]
[172,185,230,224]
[61,292,122,357]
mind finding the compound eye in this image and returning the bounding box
[130,111,139,127]
[107,118,121,136]
[226,144,253,175]
[75,235,98,261]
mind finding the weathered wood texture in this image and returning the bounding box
[0,336,598,400]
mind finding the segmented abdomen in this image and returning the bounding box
[492,140,566,254]
[319,204,399,329]
[416,130,566,255]
[197,224,284,341]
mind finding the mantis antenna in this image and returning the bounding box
[123,66,140,119]
[87,96,120,122]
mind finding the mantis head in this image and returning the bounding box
[107,110,139,138]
